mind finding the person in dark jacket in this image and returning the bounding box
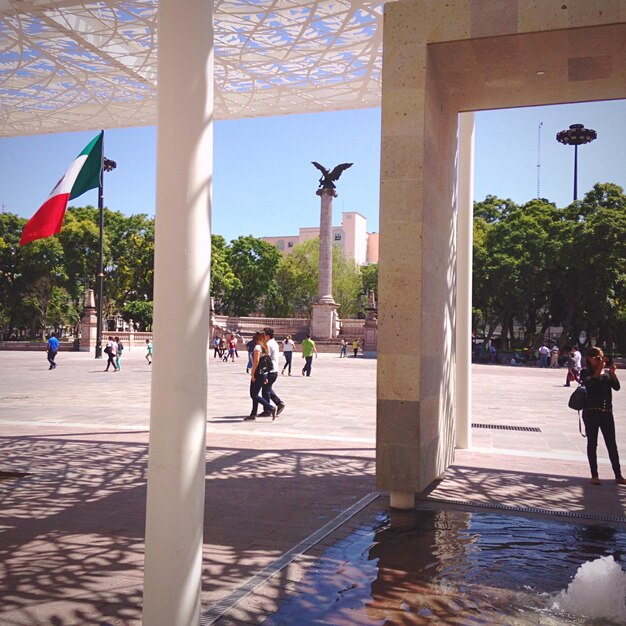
[580,346,625,485]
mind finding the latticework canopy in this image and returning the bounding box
[0,0,385,137]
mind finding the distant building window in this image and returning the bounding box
[287,241,294,248]
[334,234,342,241]
[276,239,285,250]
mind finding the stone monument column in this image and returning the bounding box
[310,161,352,339]
[316,188,335,304]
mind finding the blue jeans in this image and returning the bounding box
[250,375,273,415]
[302,356,313,376]
[262,371,282,407]
[47,349,57,368]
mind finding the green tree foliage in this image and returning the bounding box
[264,238,364,318]
[121,300,153,331]
[0,207,156,338]
[218,235,282,316]
[361,263,378,296]
[473,183,626,351]
[210,235,242,313]
[264,238,319,317]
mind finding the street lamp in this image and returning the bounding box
[95,156,117,358]
[556,123,597,202]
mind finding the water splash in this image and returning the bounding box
[553,556,626,622]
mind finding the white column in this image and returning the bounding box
[143,0,213,624]
[317,189,335,304]
[456,112,474,449]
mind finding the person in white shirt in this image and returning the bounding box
[550,345,560,368]
[281,335,295,375]
[104,336,118,372]
[261,327,286,417]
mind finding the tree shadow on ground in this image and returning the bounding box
[0,434,375,625]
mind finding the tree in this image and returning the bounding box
[361,263,378,296]
[265,238,363,318]
[210,235,241,313]
[103,210,155,305]
[121,300,153,331]
[221,236,282,316]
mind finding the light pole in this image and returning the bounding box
[556,123,597,202]
[95,156,117,358]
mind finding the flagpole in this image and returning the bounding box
[95,131,105,359]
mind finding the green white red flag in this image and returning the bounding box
[20,131,104,246]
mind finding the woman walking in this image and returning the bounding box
[115,336,124,371]
[281,335,295,375]
[580,346,626,485]
[246,331,276,421]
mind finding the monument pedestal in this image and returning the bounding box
[79,288,97,352]
[362,290,378,357]
[311,302,339,340]
[362,319,378,358]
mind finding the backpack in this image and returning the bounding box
[256,353,272,376]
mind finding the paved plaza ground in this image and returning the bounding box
[2,350,626,624]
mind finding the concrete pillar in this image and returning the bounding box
[142,0,213,624]
[456,112,474,450]
[377,0,458,498]
[316,188,335,304]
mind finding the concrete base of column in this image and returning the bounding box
[311,302,338,339]
[389,490,415,510]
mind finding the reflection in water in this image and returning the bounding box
[263,506,626,625]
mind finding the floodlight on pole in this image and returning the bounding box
[95,154,117,359]
[556,123,597,202]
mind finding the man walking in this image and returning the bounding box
[260,327,286,417]
[301,333,317,377]
[46,332,59,370]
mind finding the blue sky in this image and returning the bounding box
[1,99,624,243]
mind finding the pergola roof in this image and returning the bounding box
[0,0,385,137]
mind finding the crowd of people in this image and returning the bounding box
[210,329,366,419]
[43,328,625,486]
[45,334,152,372]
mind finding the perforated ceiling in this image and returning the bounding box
[0,0,385,137]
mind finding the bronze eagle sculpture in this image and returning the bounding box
[312,162,353,190]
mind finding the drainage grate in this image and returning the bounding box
[472,423,541,432]
[423,496,626,525]
[0,471,28,482]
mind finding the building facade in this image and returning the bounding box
[261,211,379,265]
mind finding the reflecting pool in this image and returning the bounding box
[263,504,626,625]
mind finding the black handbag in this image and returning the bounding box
[568,385,587,437]
[568,385,587,411]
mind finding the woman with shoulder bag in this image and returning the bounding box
[580,346,625,485]
[245,331,276,421]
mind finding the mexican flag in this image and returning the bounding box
[20,131,104,246]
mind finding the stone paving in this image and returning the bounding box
[1,351,626,624]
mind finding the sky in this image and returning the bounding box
[1,99,625,243]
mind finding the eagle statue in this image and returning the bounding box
[311,162,353,190]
